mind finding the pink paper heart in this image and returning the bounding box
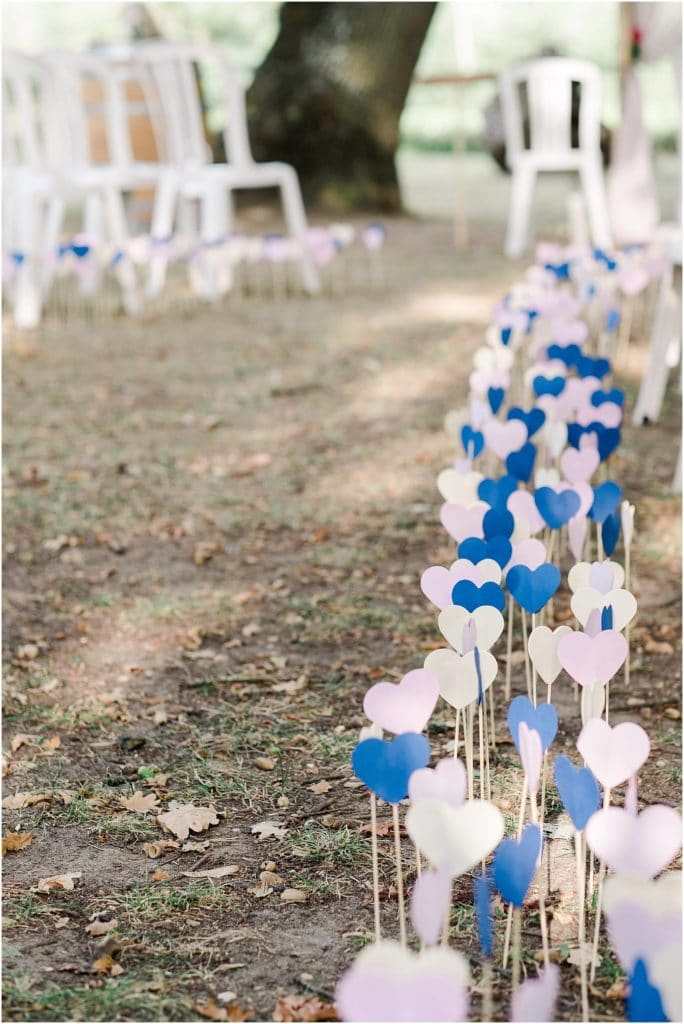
[584,608,602,637]
[560,446,600,484]
[363,669,440,735]
[576,402,622,428]
[409,758,467,808]
[557,629,627,687]
[508,491,545,535]
[618,264,650,296]
[484,419,527,460]
[511,964,560,1023]
[553,319,588,345]
[506,538,547,572]
[410,863,453,946]
[589,561,614,594]
[519,722,543,798]
[585,805,682,877]
[469,370,495,396]
[421,566,458,610]
[576,719,650,788]
[606,901,682,971]
[568,514,587,561]
[440,502,487,543]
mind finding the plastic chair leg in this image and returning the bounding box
[13,188,44,329]
[103,187,140,316]
[199,181,231,300]
[580,159,612,250]
[505,164,535,259]
[148,172,179,299]
[278,169,320,294]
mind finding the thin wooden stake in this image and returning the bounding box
[505,595,514,701]
[521,609,532,700]
[369,794,381,942]
[392,803,407,949]
[512,907,522,993]
[576,830,589,1022]
[466,703,475,801]
[531,611,538,706]
[482,958,493,1022]
[590,787,611,982]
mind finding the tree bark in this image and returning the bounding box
[246,2,436,211]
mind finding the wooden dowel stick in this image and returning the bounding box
[369,794,381,942]
[482,958,493,1022]
[453,707,461,759]
[522,609,532,700]
[478,701,485,801]
[590,787,611,982]
[466,704,475,801]
[512,907,522,992]
[503,777,528,967]
[531,611,538,706]
[392,803,407,949]
[576,830,589,1022]
[505,595,514,701]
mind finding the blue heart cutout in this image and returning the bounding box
[544,261,571,281]
[459,536,512,569]
[474,872,493,958]
[604,308,621,332]
[567,423,621,461]
[508,696,558,754]
[553,755,600,832]
[501,326,512,346]
[506,563,561,614]
[71,244,91,259]
[351,733,430,804]
[547,343,582,368]
[534,487,581,529]
[602,511,621,557]
[487,387,505,415]
[533,375,565,398]
[483,507,514,540]
[628,960,668,1023]
[577,355,611,379]
[591,387,624,408]
[507,406,546,437]
[506,441,536,483]
[451,579,506,613]
[478,475,517,510]
[460,425,485,459]
[589,481,622,523]
[601,604,614,631]
[493,824,542,907]
[594,248,617,272]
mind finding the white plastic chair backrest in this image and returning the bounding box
[129,41,253,169]
[2,52,50,171]
[500,57,602,166]
[40,51,109,173]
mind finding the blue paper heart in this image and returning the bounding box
[534,487,581,529]
[601,604,614,631]
[589,481,622,523]
[493,824,542,907]
[567,423,588,449]
[474,872,493,958]
[577,355,611,380]
[501,326,512,346]
[525,309,538,331]
[591,388,624,408]
[459,536,512,569]
[10,251,25,266]
[71,244,90,259]
[593,248,617,272]
[604,308,621,332]
[451,579,506,613]
[508,696,558,754]
[553,755,600,831]
[547,343,582,368]
[506,563,561,614]
[507,406,546,437]
[628,960,668,1023]
[351,733,430,804]
[506,441,536,483]
[593,424,621,462]
[487,387,505,415]
[483,507,515,540]
[544,261,570,281]
[533,375,565,398]
[461,425,484,459]
[602,510,621,557]
[478,475,517,510]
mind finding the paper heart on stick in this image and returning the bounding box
[535,486,581,528]
[458,536,512,569]
[557,628,627,687]
[627,960,668,1024]
[507,406,546,437]
[506,538,547,573]
[451,579,506,613]
[568,560,625,593]
[508,696,558,753]
[589,481,623,523]
[493,823,542,907]
[363,670,439,735]
[571,587,637,632]
[648,943,683,1024]
[436,468,484,507]
[352,732,430,804]
[440,502,487,543]
[424,648,498,710]
[422,561,501,610]
[544,420,569,460]
[406,798,504,877]
[511,964,560,1023]
[585,805,683,877]
[409,757,467,808]
[576,718,649,788]
[528,625,573,684]
[519,722,543,796]
[602,511,621,557]
[507,490,545,535]
[580,680,605,725]
[336,941,470,1023]
[603,872,683,918]
[568,513,587,561]
[506,563,561,614]
[553,755,600,831]
[474,344,514,373]
[460,425,485,459]
[560,445,600,484]
[409,863,453,947]
[478,474,518,511]
[506,442,536,483]
[451,558,502,585]
[557,480,594,518]
[606,902,681,973]
[482,506,515,540]
[438,606,504,653]
[484,419,528,460]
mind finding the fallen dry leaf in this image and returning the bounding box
[36,872,82,892]
[121,791,160,814]
[271,677,308,695]
[10,734,36,753]
[54,916,70,929]
[280,888,307,904]
[85,918,118,937]
[16,644,39,661]
[182,865,239,880]
[42,735,61,753]
[142,839,179,859]
[193,542,220,566]
[2,831,33,856]
[181,839,210,853]
[248,880,273,898]
[260,870,283,886]
[151,869,170,882]
[157,802,219,841]
[273,994,337,1022]
[193,996,250,1021]
[251,820,286,840]
[308,780,331,795]
[2,791,51,810]
[91,954,123,975]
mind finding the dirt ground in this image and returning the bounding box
[3,208,681,1023]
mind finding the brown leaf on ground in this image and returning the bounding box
[193,997,250,1021]
[10,734,36,752]
[251,820,286,840]
[182,865,239,879]
[360,821,392,837]
[36,872,82,892]
[281,889,307,904]
[42,735,61,753]
[193,542,220,566]
[151,869,170,882]
[255,756,276,771]
[121,791,160,814]
[2,791,51,810]
[91,954,123,976]
[142,839,179,859]
[308,780,331,795]
[273,994,338,1022]
[272,676,308,695]
[156,802,219,841]
[85,918,118,937]
[230,452,272,477]
[2,831,33,856]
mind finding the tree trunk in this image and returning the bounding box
[246,2,436,211]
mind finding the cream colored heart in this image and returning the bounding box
[535,467,560,488]
[568,561,625,594]
[406,798,504,877]
[474,345,513,372]
[450,558,502,585]
[603,872,683,917]
[438,606,504,653]
[528,625,573,685]
[544,421,568,459]
[580,680,605,726]
[649,943,682,1024]
[510,515,532,545]
[571,587,637,632]
[424,648,498,710]
[436,468,483,507]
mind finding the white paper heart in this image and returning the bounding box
[528,625,573,685]
[649,942,683,1024]
[436,468,484,507]
[406,798,504,877]
[545,421,568,460]
[474,345,513,373]
[510,515,532,545]
[577,719,650,789]
[585,805,682,877]
[438,606,504,653]
[408,757,467,808]
[571,587,637,632]
[580,680,605,726]
[444,409,468,446]
[450,558,502,585]
[568,561,625,593]
[519,721,543,797]
[424,648,498,710]
[535,467,560,489]
[603,872,683,918]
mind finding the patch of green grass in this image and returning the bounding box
[2,974,196,1022]
[597,948,623,983]
[106,880,233,921]
[286,823,366,869]
[4,893,81,924]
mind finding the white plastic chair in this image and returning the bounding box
[500,57,612,259]
[126,41,320,299]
